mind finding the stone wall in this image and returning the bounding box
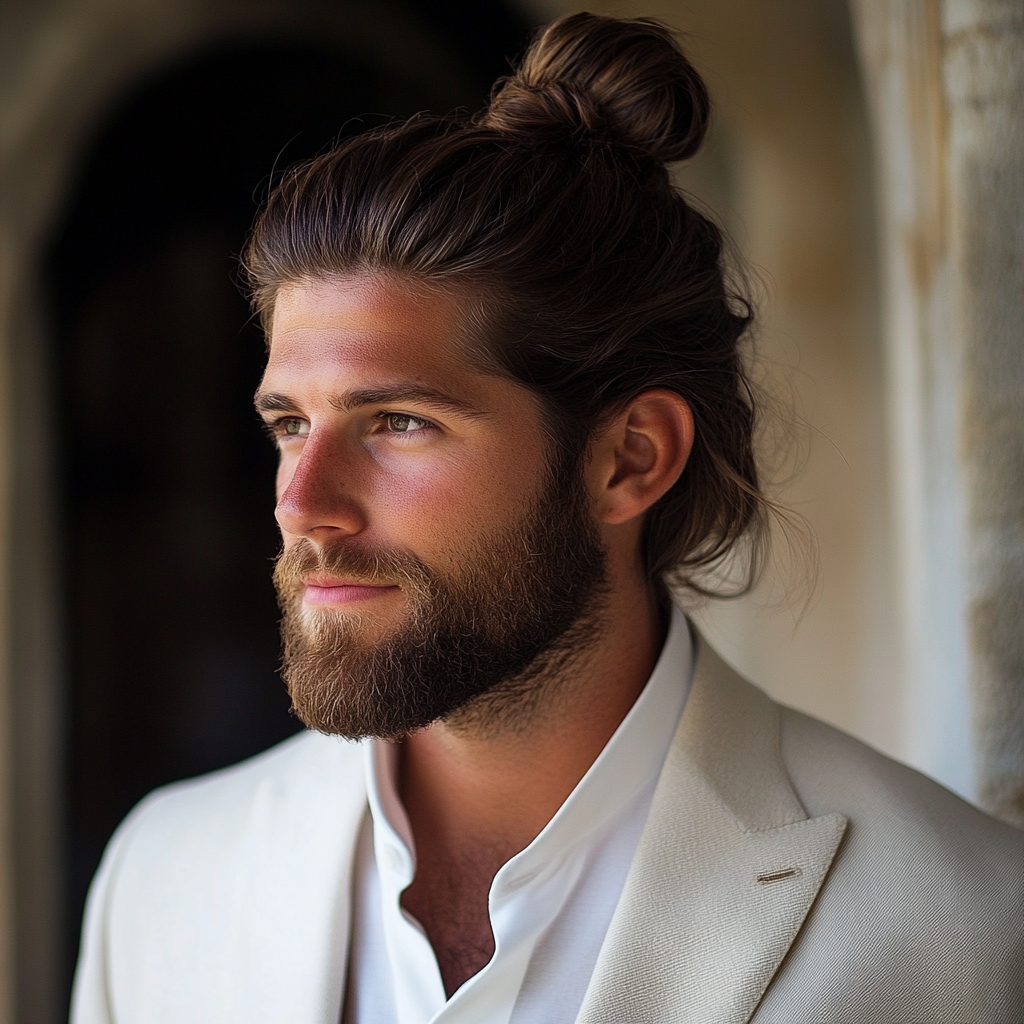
[853,0,1024,826]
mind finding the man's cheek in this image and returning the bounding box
[375,458,483,523]
[398,490,512,563]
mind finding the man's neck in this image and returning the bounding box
[400,586,666,850]
[396,577,666,994]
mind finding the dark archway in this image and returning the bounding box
[45,6,529,1012]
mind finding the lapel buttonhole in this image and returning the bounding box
[756,867,802,884]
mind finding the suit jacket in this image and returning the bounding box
[71,635,1024,1024]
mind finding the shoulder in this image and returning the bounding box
[73,731,368,1023]
[778,702,1022,871]
[681,631,1022,1020]
[765,700,1023,1019]
[96,730,366,904]
[112,730,365,856]
[778,702,1024,925]
[98,729,368,913]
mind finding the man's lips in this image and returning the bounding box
[302,578,400,606]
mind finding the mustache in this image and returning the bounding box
[273,539,432,594]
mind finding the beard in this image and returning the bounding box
[273,465,610,740]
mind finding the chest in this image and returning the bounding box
[400,850,505,996]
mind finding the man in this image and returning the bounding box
[72,13,1022,1024]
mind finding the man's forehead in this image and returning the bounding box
[261,274,508,412]
[270,274,468,350]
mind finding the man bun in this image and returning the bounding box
[483,12,709,164]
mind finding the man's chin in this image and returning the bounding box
[297,597,411,645]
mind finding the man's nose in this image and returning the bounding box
[274,432,366,542]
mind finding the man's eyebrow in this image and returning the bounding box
[254,392,299,414]
[254,385,487,418]
[332,385,487,418]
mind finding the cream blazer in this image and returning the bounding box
[71,635,1024,1024]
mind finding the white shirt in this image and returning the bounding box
[344,606,693,1024]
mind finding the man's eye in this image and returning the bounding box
[274,418,308,438]
[384,413,430,434]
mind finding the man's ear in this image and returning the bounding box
[587,390,694,526]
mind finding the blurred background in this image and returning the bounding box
[0,0,1021,1020]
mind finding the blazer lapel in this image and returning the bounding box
[576,635,847,1024]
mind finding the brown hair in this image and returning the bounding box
[245,12,770,595]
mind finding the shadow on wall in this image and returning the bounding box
[44,5,530,1012]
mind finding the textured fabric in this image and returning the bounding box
[575,642,849,1024]
[345,607,693,1024]
[71,625,1024,1024]
[755,707,1024,1022]
[576,641,1024,1024]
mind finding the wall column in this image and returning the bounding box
[853,0,1024,825]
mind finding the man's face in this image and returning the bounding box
[257,275,608,738]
